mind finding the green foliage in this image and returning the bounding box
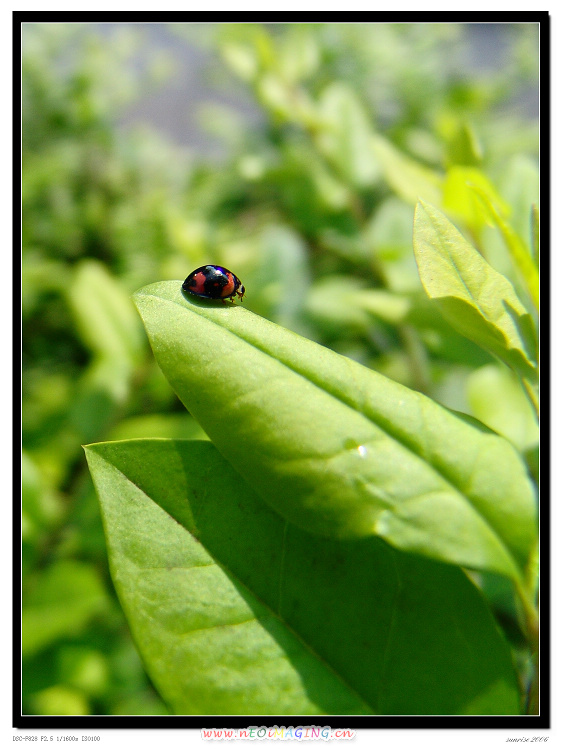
[86,439,520,715]
[133,282,535,583]
[22,560,108,659]
[23,21,539,716]
[413,202,539,414]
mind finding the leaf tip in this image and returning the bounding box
[413,199,434,228]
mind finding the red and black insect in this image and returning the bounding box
[182,265,245,303]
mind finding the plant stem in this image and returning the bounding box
[514,579,539,714]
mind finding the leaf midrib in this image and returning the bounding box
[422,208,479,306]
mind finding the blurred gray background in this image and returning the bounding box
[100,22,539,157]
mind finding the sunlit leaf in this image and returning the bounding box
[470,184,539,310]
[443,166,509,230]
[413,201,538,398]
[133,282,536,582]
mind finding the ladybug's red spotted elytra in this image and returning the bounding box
[182,265,245,303]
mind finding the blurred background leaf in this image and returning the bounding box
[21,20,538,715]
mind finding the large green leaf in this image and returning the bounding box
[85,438,521,715]
[133,282,536,582]
[413,202,538,395]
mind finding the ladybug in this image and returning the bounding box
[182,265,245,303]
